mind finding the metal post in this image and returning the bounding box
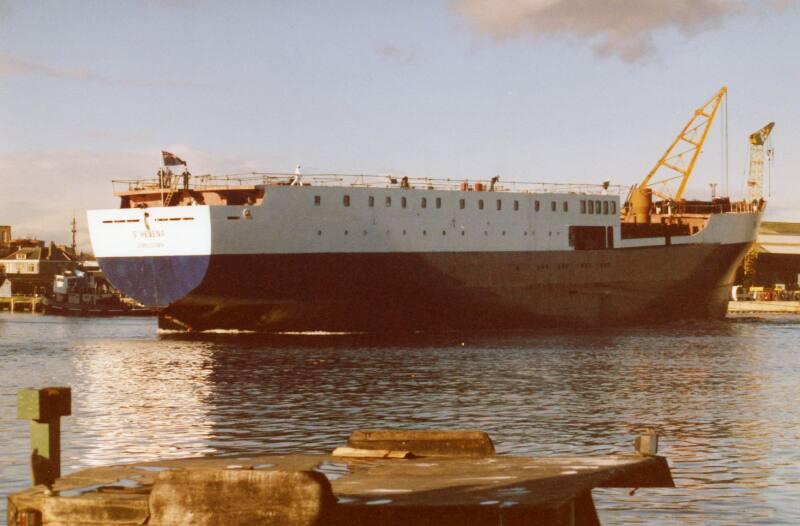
[17,387,71,487]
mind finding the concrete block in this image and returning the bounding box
[41,493,149,525]
[347,429,495,457]
[332,447,412,459]
[148,469,335,526]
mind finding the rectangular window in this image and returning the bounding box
[611,201,617,214]
[551,201,556,212]
[386,196,392,207]
[343,195,350,207]
[368,196,374,207]
[514,200,519,211]
[478,199,484,210]
[314,195,321,206]
[563,201,568,212]
[459,198,465,209]
[535,200,540,212]
[436,197,442,209]
[581,200,587,214]
[595,200,601,214]
[421,197,427,209]
[496,200,502,211]
[603,201,609,215]
[588,201,594,214]
[401,196,407,208]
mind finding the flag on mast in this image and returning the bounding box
[162,151,187,166]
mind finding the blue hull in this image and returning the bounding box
[97,255,210,307]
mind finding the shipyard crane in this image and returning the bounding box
[637,86,727,202]
[746,122,775,202]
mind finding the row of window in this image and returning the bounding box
[315,229,563,238]
[316,194,617,214]
[580,200,616,215]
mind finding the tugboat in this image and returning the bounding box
[42,263,155,316]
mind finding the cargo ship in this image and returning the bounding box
[86,88,764,332]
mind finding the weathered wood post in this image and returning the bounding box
[17,387,71,487]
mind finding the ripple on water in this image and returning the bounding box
[1,314,799,525]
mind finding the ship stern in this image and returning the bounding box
[87,206,212,307]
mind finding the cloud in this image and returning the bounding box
[0,55,213,89]
[375,43,416,64]
[139,0,209,8]
[0,55,110,82]
[452,0,788,62]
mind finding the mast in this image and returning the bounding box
[70,213,77,257]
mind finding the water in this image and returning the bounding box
[1,312,799,524]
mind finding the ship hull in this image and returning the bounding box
[115,241,753,332]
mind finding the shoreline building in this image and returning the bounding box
[0,242,74,295]
[0,225,11,257]
[743,221,800,287]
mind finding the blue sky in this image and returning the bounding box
[1,0,798,247]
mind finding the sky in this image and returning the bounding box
[1,0,799,249]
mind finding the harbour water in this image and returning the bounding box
[1,312,799,524]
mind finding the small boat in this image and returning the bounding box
[42,264,156,317]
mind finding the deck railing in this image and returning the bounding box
[112,172,627,196]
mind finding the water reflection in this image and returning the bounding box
[1,314,799,524]
[70,340,217,466]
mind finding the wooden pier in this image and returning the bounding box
[8,428,674,526]
[0,295,42,313]
[728,300,800,314]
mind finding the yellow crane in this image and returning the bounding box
[638,86,727,201]
[746,122,775,202]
